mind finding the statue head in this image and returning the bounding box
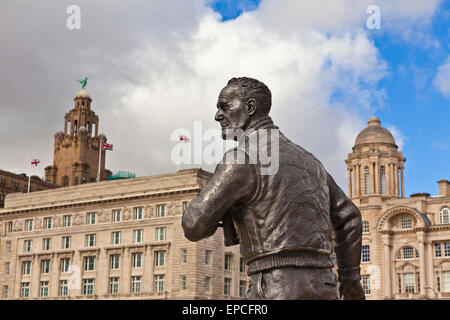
[215,77,272,140]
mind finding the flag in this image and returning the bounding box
[180,135,190,143]
[101,142,113,151]
[31,159,40,166]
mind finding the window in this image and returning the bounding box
[435,243,442,257]
[402,247,414,259]
[362,275,371,295]
[380,166,386,194]
[84,256,96,271]
[154,274,165,293]
[0,178,4,187]
[62,176,69,187]
[401,216,412,229]
[5,262,10,275]
[205,277,211,293]
[181,249,187,264]
[364,167,370,195]
[6,241,11,253]
[40,281,49,297]
[109,277,120,295]
[132,252,143,268]
[86,212,96,225]
[362,221,370,234]
[404,273,414,293]
[22,261,32,275]
[440,207,450,224]
[62,236,71,249]
[85,234,96,247]
[131,276,142,293]
[205,250,212,265]
[112,209,121,222]
[111,231,121,245]
[3,285,8,299]
[155,251,166,267]
[25,219,33,231]
[59,280,69,297]
[24,240,32,253]
[63,215,72,227]
[445,242,450,257]
[180,275,187,290]
[155,227,166,241]
[133,207,143,220]
[443,271,450,293]
[7,221,13,233]
[43,217,52,229]
[21,282,30,298]
[83,279,95,295]
[110,254,120,270]
[437,271,441,292]
[224,254,232,270]
[41,260,51,274]
[182,201,189,211]
[61,258,70,273]
[239,281,247,298]
[361,245,370,262]
[240,258,245,273]
[133,229,143,244]
[417,273,421,293]
[224,277,231,296]
[398,273,402,293]
[43,238,51,251]
[156,204,166,217]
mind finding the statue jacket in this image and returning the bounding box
[182,117,363,281]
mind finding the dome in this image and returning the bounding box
[354,116,396,147]
[78,126,88,133]
[54,131,65,138]
[76,88,90,98]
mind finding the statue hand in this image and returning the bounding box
[339,280,366,300]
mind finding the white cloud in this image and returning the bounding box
[434,56,450,97]
[386,125,407,150]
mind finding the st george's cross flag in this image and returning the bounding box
[179,135,190,143]
[101,142,113,151]
[31,159,40,166]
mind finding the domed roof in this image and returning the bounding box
[354,116,396,146]
[76,88,90,98]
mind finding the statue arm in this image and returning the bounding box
[182,149,257,242]
[327,173,363,281]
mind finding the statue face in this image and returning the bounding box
[215,85,252,140]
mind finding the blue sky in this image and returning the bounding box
[209,0,449,196]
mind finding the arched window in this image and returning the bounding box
[74,176,79,185]
[401,216,412,229]
[62,176,69,187]
[364,167,370,195]
[397,246,419,260]
[440,207,450,225]
[380,166,386,194]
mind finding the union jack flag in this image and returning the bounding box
[101,142,113,151]
[179,135,190,143]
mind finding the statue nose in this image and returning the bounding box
[215,110,223,121]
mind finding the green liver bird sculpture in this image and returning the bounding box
[77,77,88,89]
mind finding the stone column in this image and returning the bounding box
[50,253,59,297]
[71,250,82,297]
[369,163,374,194]
[347,168,352,198]
[389,163,394,195]
[144,245,154,294]
[355,165,360,196]
[401,167,405,198]
[417,232,426,297]
[394,164,399,196]
[31,255,40,298]
[97,249,108,296]
[382,234,392,299]
[375,162,380,194]
[121,248,131,295]
[426,241,434,299]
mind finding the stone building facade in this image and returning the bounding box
[346,116,450,299]
[0,169,248,300]
[0,170,57,209]
[44,88,111,187]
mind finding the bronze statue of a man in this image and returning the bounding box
[182,77,365,300]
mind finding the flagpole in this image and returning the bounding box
[27,175,31,193]
[97,136,103,182]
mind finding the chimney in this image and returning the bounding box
[438,179,450,196]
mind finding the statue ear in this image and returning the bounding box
[247,99,256,115]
